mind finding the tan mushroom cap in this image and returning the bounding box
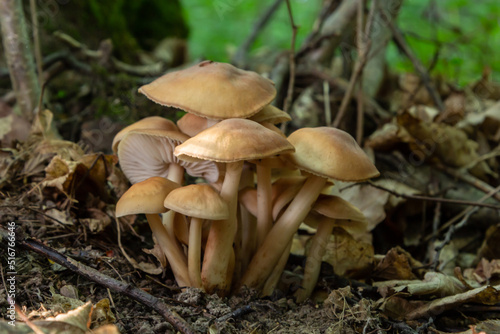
[116,177,180,217]
[164,184,229,220]
[112,116,178,153]
[139,60,277,120]
[283,127,380,181]
[177,113,219,137]
[304,195,368,234]
[174,118,295,163]
[249,105,291,124]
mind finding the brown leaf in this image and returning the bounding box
[320,227,374,278]
[372,247,418,281]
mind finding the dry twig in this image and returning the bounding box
[381,11,445,111]
[0,227,196,334]
[232,0,284,67]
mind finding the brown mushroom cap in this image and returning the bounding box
[118,128,220,184]
[304,195,368,234]
[174,118,295,163]
[249,105,291,124]
[116,177,180,217]
[282,127,380,181]
[177,113,219,137]
[139,60,276,120]
[112,116,178,153]
[164,184,229,220]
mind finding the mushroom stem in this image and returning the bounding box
[188,217,203,288]
[240,174,327,290]
[146,213,190,287]
[167,163,185,184]
[295,220,334,303]
[261,239,293,296]
[256,164,273,247]
[202,160,243,294]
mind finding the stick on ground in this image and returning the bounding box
[0,227,197,334]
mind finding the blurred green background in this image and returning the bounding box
[182,0,500,85]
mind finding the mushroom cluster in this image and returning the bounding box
[113,60,380,299]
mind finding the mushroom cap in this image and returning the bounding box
[112,116,178,153]
[164,184,229,220]
[177,113,219,137]
[304,195,368,234]
[282,127,380,181]
[116,177,180,217]
[249,105,291,124]
[174,118,295,163]
[139,60,276,120]
[118,128,220,184]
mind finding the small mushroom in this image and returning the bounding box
[164,184,229,289]
[295,195,367,302]
[115,177,189,287]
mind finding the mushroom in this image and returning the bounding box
[295,195,367,302]
[115,177,189,287]
[240,127,379,290]
[112,116,178,153]
[139,60,276,120]
[164,184,229,289]
[174,118,294,294]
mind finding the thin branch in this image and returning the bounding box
[381,11,445,111]
[283,0,297,115]
[423,184,500,243]
[436,164,500,203]
[366,181,500,210]
[0,227,196,334]
[332,0,378,129]
[29,0,43,87]
[232,0,284,67]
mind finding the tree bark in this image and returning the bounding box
[0,0,40,119]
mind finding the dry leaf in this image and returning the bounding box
[372,247,417,281]
[406,284,500,320]
[319,227,374,278]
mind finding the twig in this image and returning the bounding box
[0,205,76,231]
[281,0,298,133]
[332,0,377,129]
[381,11,445,111]
[423,184,500,243]
[323,80,331,125]
[215,304,256,323]
[232,0,284,67]
[29,0,43,88]
[0,227,196,334]
[365,181,500,210]
[436,164,500,203]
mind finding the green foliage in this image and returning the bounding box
[389,0,500,85]
[183,0,499,85]
[181,0,321,61]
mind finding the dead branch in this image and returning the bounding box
[365,181,500,210]
[0,227,197,334]
[381,11,445,111]
[232,0,284,67]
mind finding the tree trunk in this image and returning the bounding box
[0,0,40,120]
